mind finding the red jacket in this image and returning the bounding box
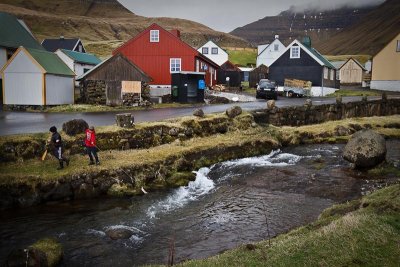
[85,129,96,147]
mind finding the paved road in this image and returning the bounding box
[0,96,391,136]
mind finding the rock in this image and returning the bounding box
[336,95,342,104]
[116,113,135,128]
[193,109,205,118]
[266,100,275,110]
[168,128,180,136]
[335,125,353,136]
[343,130,387,168]
[206,94,230,104]
[226,106,242,118]
[105,226,136,240]
[62,119,89,136]
[304,99,312,107]
[7,248,47,267]
[30,238,63,267]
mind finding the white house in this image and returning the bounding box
[55,49,101,79]
[1,47,75,105]
[197,40,228,66]
[256,36,286,67]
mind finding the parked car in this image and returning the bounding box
[256,79,278,100]
[284,87,306,98]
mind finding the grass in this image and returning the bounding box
[30,238,63,267]
[325,55,372,65]
[226,49,257,67]
[26,102,202,113]
[327,89,383,97]
[171,184,400,267]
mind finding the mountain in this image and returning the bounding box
[0,0,249,57]
[316,0,400,55]
[230,4,375,47]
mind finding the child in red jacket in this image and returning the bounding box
[85,126,100,165]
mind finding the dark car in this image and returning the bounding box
[256,79,278,100]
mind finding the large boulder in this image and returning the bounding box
[343,130,387,168]
[116,113,135,128]
[62,119,89,136]
[105,226,137,240]
[226,106,242,119]
[193,109,205,118]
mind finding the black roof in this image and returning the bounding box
[41,38,80,52]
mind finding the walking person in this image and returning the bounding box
[49,126,69,170]
[85,126,100,165]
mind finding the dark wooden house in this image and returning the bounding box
[77,53,152,106]
[42,37,86,53]
[269,38,339,92]
[249,64,269,88]
[217,60,241,87]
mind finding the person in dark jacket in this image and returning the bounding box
[49,126,69,170]
[85,126,100,165]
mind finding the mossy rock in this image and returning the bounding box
[107,183,138,197]
[167,172,196,188]
[30,238,63,267]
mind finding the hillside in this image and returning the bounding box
[316,0,400,55]
[230,4,375,47]
[0,0,249,57]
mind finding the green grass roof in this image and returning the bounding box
[61,49,101,65]
[25,48,75,76]
[0,12,44,50]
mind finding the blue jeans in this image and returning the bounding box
[87,146,99,163]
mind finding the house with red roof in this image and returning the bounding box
[113,23,219,89]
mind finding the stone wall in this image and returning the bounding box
[251,98,400,126]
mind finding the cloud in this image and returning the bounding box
[289,0,386,12]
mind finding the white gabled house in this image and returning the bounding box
[55,49,101,78]
[256,36,286,67]
[1,47,75,106]
[197,40,228,66]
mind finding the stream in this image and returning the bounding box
[1,141,399,266]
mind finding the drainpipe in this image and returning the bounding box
[321,67,324,97]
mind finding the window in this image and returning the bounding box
[330,69,334,80]
[78,45,83,52]
[397,40,400,52]
[324,67,328,79]
[150,30,159,42]
[202,47,209,54]
[274,44,279,51]
[290,46,300,58]
[211,47,218,54]
[170,58,181,72]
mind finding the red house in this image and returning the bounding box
[113,23,219,87]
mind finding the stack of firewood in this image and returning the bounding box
[82,80,106,105]
[122,93,141,106]
[211,84,227,91]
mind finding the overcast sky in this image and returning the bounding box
[118,0,384,32]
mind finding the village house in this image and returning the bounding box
[197,40,229,66]
[217,60,242,87]
[77,53,152,106]
[113,23,219,93]
[1,47,75,106]
[249,64,269,88]
[332,58,367,85]
[370,32,400,92]
[256,36,286,67]
[269,37,339,96]
[0,12,45,103]
[55,49,101,78]
[42,37,86,53]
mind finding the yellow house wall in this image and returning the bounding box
[372,33,400,81]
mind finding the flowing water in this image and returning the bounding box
[1,141,399,266]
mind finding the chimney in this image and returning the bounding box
[275,35,279,39]
[170,29,181,39]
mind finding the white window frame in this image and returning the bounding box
[150,30,159,42]
[290,46,300,59]
[211,47,218,54]
[202,47,209,54]
[170,58,181,73]
[324,67,329,79]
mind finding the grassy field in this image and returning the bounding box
[327,89,383,97]
[226,49,257,67]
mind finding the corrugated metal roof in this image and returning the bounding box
[25,48,75,76]
[42,38,79,52]
[0,12,44,50]
[60,49,101,65]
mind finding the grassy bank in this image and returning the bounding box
[175,184,400,267]
[327,89,382,97]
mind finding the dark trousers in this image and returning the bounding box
[87,146,99,163]
[53,147,68,167]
